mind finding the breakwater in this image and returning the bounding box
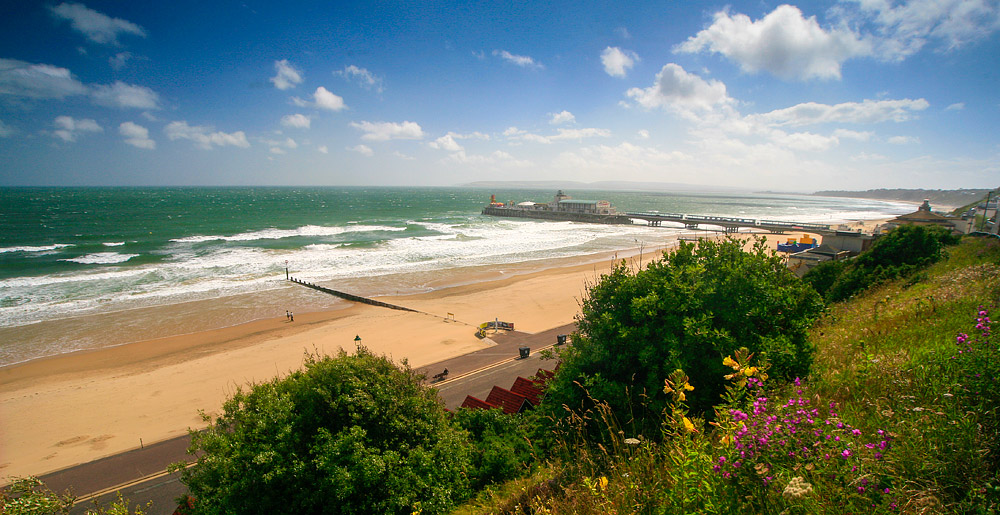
[289,277,420,313]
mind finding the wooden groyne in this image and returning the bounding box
[289,277,420,313]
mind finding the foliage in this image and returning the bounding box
[0,477,73,515]
[541,237,823,439]
[174,348,473,515]
[451,408,535,491]
[806,224,959,302]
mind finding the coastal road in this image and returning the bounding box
[37,324,575,515]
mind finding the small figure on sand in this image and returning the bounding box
[289,312,294,322]
[286,310,290,321]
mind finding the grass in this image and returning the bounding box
[452,235,1000,514]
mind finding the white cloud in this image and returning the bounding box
[270,147,286,154]
[553,142,692,176]
[430,134,463,152]
[751,98,929,126]
[888,135,919,144]
[350,120,424,141]
[91,81,160,109]
[601,47,639,77]
[270,59,303,90]
[393,151,416,160]
[49,3,146,45]
[164,121,250,149]
[318,145,328,154]
[947,102,966,111]
[119,121,154,149]
[444,149,533,167]
[493,50,544,69]
[348,144,374,156]
[503,126,610,144]
[313,86,346,111]
[637,129,650,139]
[0,59,88,99]
[335,65,384,93]
[109,51,132,70]
[281,113,311,129]
[52,115,102,142]
[842,0,1000,60]
[551,128,611,140]
[676,5,871,80]
[549,110,576,125]
[832,128,875,141]
[626,63,732,113]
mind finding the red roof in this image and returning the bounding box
[510,376,544,405]
[485,386,532,414]
[460,395,497,411]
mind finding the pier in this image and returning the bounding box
[625,212,834,235]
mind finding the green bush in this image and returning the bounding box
[806,224,959,302]
[176,348,473,515]
[540,237,823,439]
[451,408,535,489]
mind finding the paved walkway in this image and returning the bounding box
[29,322,577,514]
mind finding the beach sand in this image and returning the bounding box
[0,226,873,481]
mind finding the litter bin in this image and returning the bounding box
[556,334,567,345]
[518,346,530,359]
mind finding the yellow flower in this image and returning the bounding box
[723,356,739,370]
[684,383,695,391]
[683,417,696,433]
[599,476,608,491]
[744,366,758,377]
[663,381,674,394]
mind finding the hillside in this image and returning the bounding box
[814,188,993,209]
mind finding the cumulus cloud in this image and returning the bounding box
[637,129,650,139]
[313,86,346,111]
[52,115,102,142]
[601,46,639,77]
[281,113,311,129]
[350,120,424,141]
[676,5,871,80]
[503,126,610,144]
[164,121,250,149]
[49,3,146,45]
[119,121,154,149]
[91,81,160,109]
[0,59,88,99]
[549,110,576,125]
[626,63,732,113]
[270,59,303,90]
[429,133,463,152]
[842,0,1000,60]
[493,50,544,69]
[335,65,384,93]
[348,144,374,156]
[750,98,930,126]
[318,145,328,154]
[109,51,133,70]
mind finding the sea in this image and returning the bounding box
[0,186,913,367]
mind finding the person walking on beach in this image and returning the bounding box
[289,312,294,322]
[286,310,290,321]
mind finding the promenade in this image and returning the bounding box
[34,323,574,515]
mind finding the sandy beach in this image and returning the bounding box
[0,227,864,481]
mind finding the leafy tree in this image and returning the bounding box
[452,408,535,489]
[540,237,823,438]
[806,224,960,301]
[0,477,73,515]
[176,348,473,515]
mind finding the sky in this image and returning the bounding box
[0,1,998,191]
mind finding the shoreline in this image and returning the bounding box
[0,224,876,480]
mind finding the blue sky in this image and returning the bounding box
[1,0,998,191]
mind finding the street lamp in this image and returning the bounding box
[354,335,362,346]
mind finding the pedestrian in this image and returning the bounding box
[290,312,294,322]
[286,310,290,321]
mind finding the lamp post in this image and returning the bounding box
[354,335,362,347]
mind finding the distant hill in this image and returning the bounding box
[813,188,994,210]
[461,180,745,193]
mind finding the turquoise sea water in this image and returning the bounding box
[0,186,911,365]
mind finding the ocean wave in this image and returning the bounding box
[60,253,140,264]
[103,241,126,247]
[0,244,74,254]
[170,224,406,243]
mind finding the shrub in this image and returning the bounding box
[451,408,535,490]
[176,348,473,515]
[541,237,823,440]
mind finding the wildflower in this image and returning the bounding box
[723,355,740,370]
[599,476,608,491]
[683,416,697,433]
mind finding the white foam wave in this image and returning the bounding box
[61,252,139,264]
[103,241,126,247]
[170,224,405,243]
[0,244,74,253]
